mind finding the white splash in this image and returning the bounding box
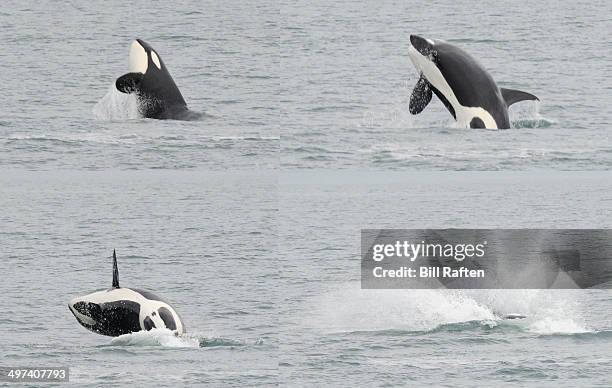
[508,100,555,128]
[467,289,590,335]
[110,329,199,348]
[303,284,496,333]
[92,84,141,121]
[302,284,591,335]
[528,317,589,335]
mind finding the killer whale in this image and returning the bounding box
[68,250,185,337]
[115,39,200,120]
[407,35,539,129]
[504,313,527,320]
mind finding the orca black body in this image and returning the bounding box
[504,314,527,320]
[408,35,539,129]
[115,39,200,120]
[69,250,185,337]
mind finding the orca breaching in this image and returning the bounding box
[69,250,185,337]
[115,39,200,120]
[408,35,539,129]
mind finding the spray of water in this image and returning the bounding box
[92,84,142,121]
[301,283,590,335]
[108,328,264,348]
[509,100,554,129]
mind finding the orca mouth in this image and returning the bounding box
[72,301,91,316]
[410,34,434,56]
[70,301,102,322]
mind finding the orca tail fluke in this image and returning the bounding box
[501,87,539,107]
[112,249,120,288]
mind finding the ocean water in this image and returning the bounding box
[2,0,612,387]
[0,170,278,386]
[0,1,278,170]
[0,3,279,384]
[281,0,612,169]
[279,171,612,387]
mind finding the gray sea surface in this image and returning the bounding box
[279,171,612,387]
[1,170,278,387]
[281,1,612,169]
[0,2,281,386]
[0,1,279,170]
[1,0,612,387]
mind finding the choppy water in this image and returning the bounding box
[279,171,612,386]
[0,2,279,385]
[1,1,278,170]
[1,0,611,387]
[281,1,612,169]
[1,170,278,386]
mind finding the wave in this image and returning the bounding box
[528,317,589,335]
[211,136,280,141]
[6,135,83,145]
[301,285,595,337]
[107,328,264,349]
[4,132,278,148]
[422,317,591,336]
[348,318,604,339]
[109,329,199,348]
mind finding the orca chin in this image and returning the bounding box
[407,34,539,129]
[114,39,201,121]
[68,299,98,327]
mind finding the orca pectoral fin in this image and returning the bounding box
[409,75,433,114]
[501,87,539,107]
[116,72,144,94]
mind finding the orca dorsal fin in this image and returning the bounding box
[501,87,539,107]
[112,249,120,288]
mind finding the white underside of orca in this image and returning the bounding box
[408,45,498,129]
[128,40,148,74]
[70,288,184,334]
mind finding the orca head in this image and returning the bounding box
[129,39,165,75]
[116,39,167,95]
[407,34,461,120]
[409,35,437,58]
[116,39,189,119]
[408,35,444,84]
[68,291,105,332]
[68,289,142,336]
